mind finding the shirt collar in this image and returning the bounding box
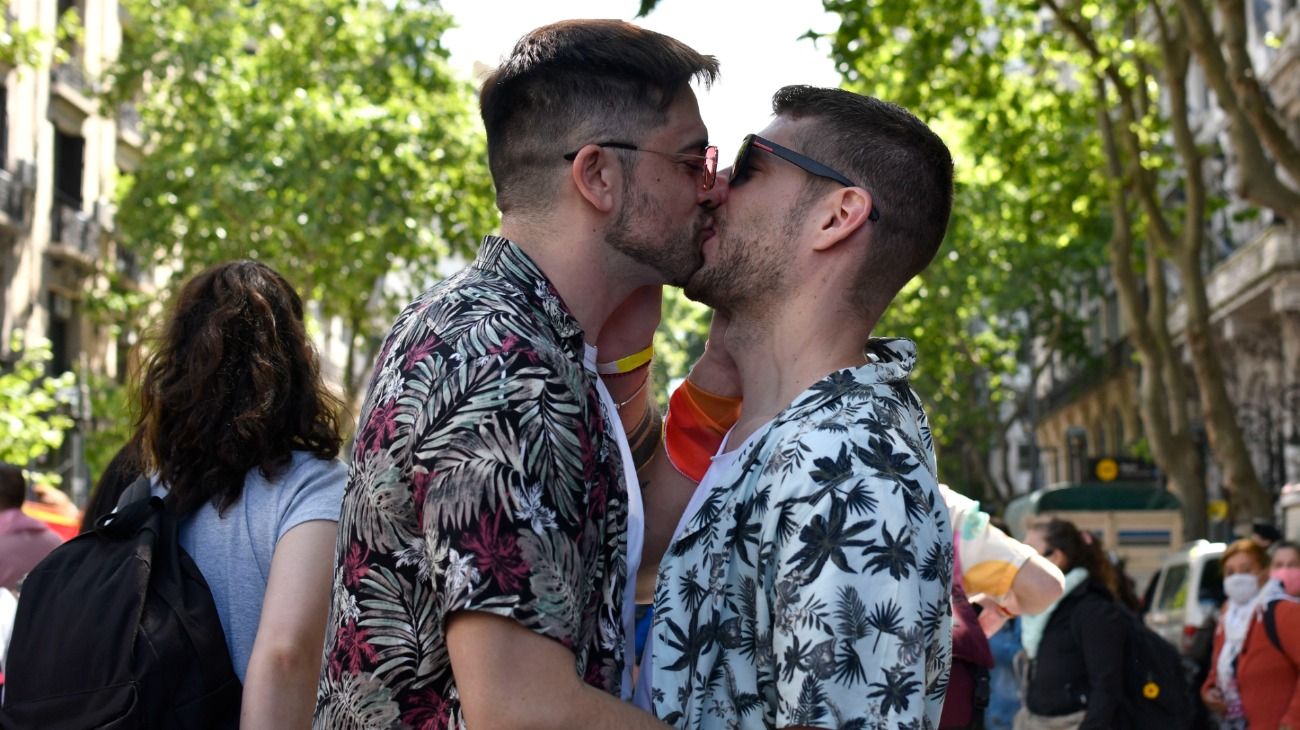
[472,235,586,357]
[776,337,919,423]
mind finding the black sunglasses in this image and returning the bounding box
[562,141,720,191]
[731,134,880,222]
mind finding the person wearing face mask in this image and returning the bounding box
[1271,541,1300,597]
[1201,539,1300,730]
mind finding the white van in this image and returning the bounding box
[1144,540,1226,657]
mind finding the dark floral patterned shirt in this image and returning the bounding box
[314,236,631,730]
[647,339,953,730]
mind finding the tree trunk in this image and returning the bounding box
[1170,249,1273,521]
[1095,94,1209,538]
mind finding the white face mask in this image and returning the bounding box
[1224,573,1261,605]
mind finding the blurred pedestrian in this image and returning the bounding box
[1017,518,1131,730]
[1271,540,1300,597]
[941,487,1065,730]
[1201,539,1300,729]
[131,260,347,728]
[1251,520,1282,552]
[986,618,1022,730]
[0,463,62,591]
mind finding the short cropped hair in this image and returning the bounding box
[1223,538,1269,572]
[772,86,953,319]
[0,462,26,510]
[479,20,718,214]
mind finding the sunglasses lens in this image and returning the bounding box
[731,135,753,186]
[702,147,718,191]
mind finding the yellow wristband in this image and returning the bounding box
[597,344,653,375]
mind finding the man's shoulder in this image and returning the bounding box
[760,405,933,479]
[385,274,577,376]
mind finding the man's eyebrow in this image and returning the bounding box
[675,137,710,154]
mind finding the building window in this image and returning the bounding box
[0,85,8,171]
[52,129,85,243]
[53,129,84,207]
[48,291,72,375]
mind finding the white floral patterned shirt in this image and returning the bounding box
[648,339,953,730]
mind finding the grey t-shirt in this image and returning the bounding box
[152,451,346,680]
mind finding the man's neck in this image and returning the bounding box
[500,219,636,346]
[725,298,874,445]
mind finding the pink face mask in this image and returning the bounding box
[1272,567,1300,596]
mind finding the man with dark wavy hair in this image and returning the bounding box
[634,86,957,729]
[316,20,726,729]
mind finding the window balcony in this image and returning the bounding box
[47,193,101,265]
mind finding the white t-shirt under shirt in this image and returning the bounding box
[633,427,760,711]
[151,451,347,680]
[587,344,646,700]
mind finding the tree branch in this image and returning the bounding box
[1176,0,1300,218]
[1215,0,1300,184]
[1153,2,1208,253]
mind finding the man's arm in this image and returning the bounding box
[447,612,670,730]
[597,290,739,602]
[1003,553,1066,615]
[942,485,1063,630]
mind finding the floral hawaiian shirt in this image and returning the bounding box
[314,236,633,730]
[648,339,953,730]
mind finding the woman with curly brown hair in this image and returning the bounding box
[131,260,347,729]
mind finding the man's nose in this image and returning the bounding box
[699,168,731,209]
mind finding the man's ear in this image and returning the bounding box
[811,187,873,252]
[569,146,620,213]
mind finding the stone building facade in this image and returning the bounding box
[0,0,143,498]
[1025,3,1300,527]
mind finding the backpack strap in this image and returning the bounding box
[92,476,159,537]
[1263,600,1284,655]
[116,475,153,509]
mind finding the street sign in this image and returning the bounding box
[1208,499,1229,521]
[1087,456,1159,482]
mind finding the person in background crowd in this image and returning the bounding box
[1251,519,1282,552]
[961,512,1060,730]
[1201,539,1300,729]
[1271,540,1300,597]
[943,488,1064,632]
[132,260,348,729]
[1018,518,1130,730]
[79,446,142,534]
[985,616,1021,730]
[0,463,63,590]
[941,487,1064,730]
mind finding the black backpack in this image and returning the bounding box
[1120,610,1194,727]
[0,480,241,729]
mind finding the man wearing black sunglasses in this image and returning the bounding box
[633,86,957,729]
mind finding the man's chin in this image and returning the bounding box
[682,272,721,306]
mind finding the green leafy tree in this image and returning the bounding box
[107,0,498,402]
[814,1,1110,507]
[83,373,133,486]
[819,0,1292,532]
[638,0,1104,508]
[0,333,76,469]
[0,21,45,68]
